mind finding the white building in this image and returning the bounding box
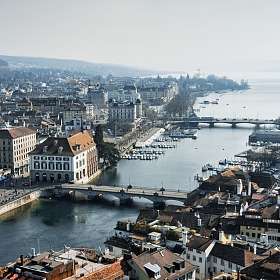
[30,130,99,184]
[0,127,36,177]
[184,235,216,280]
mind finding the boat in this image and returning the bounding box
[183,129,198,139]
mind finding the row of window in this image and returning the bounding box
[34,156,69,161]
[33,161,70,171]
[186,254,233,269]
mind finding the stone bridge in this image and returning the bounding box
[48,184,189,207]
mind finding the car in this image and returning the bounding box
[120,189,125,193]
[127,184,133,189]
[153,192,159,196]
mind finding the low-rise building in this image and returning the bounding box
[127,248,196,280]
[0,127,36,177]
[30,130,99,184]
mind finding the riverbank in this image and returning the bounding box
[0,189,41,216]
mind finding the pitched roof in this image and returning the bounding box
[0,127,36,139]
[211,242,255,267]
[187,235,214,252]
[130,249,195,280]
[31,130,95,156]
[241,251,280,280]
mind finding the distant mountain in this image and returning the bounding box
[0,58,8,67]
[0,55,155,77]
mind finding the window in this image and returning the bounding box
[221,259,224,266]
[192,255,196,261]
[213,267,216,273]
[186,254,190,259]
[228,262,232,269]
[56,163,62,170]
[252,233,256,238]
[63,157,69,161]
[199,257,202,263]
[64,163,70,170]
[213,257,217,263]
[41,162,47,169]
[34,161,40,169]
[49,162,54,170]
[48,157,54,160]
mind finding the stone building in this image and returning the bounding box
[0,127,36,177]
[30,130,99,184]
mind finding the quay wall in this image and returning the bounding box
[0,190,41,216]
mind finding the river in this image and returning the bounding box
[0,73,280,265]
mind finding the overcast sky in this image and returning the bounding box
[0,0,280,73]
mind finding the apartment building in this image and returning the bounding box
[30,130,99,184]
[0,127,36,177]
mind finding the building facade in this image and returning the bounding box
[0,127,36,177]
[30,130,99,184]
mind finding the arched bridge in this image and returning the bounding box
[169,117,279,128]
[48,184,189,206]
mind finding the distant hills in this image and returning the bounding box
[0,55,156,77]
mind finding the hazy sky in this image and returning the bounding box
[0,0,280,72]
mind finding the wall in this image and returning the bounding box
[0,190,41,216]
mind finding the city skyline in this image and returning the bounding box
[1,0,280,73]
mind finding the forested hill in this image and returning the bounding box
[0,55,154,77]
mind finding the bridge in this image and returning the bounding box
[169,117,279,128]
[48,184,189,206]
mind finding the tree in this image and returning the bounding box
[94,125,120,167]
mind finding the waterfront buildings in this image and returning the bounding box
[249,129,280,144]
[0,127,36,177]
[30,130,99,184]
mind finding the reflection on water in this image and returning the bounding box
[0,200,138,265]
[1,75,280,265]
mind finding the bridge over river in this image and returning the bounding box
[49,184,189,206]
[169,117,279,128]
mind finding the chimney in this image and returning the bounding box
[31,248,36,257]
[237,179,243,195]
[247,181,252,196]
[126,221,130,232]
[182,230,188,246]
[219,231,225,243]
[253,243,257,255]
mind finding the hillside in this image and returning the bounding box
[0,55,155,77]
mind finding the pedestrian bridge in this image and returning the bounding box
[49,184,189,206]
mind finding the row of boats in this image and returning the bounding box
[169,129,198,139]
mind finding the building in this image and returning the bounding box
[30,130,99,184]
[249,130,280,144]
[87,84,108,108]
[126,248,196,280]
[138,82,178,105]
[0,248,124,280]
[240,250,280,279]
[108,84,140,103]
[184,235,216,280]
[108,99,142,124]
[208,242,254,276]
[0,127,36,177]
